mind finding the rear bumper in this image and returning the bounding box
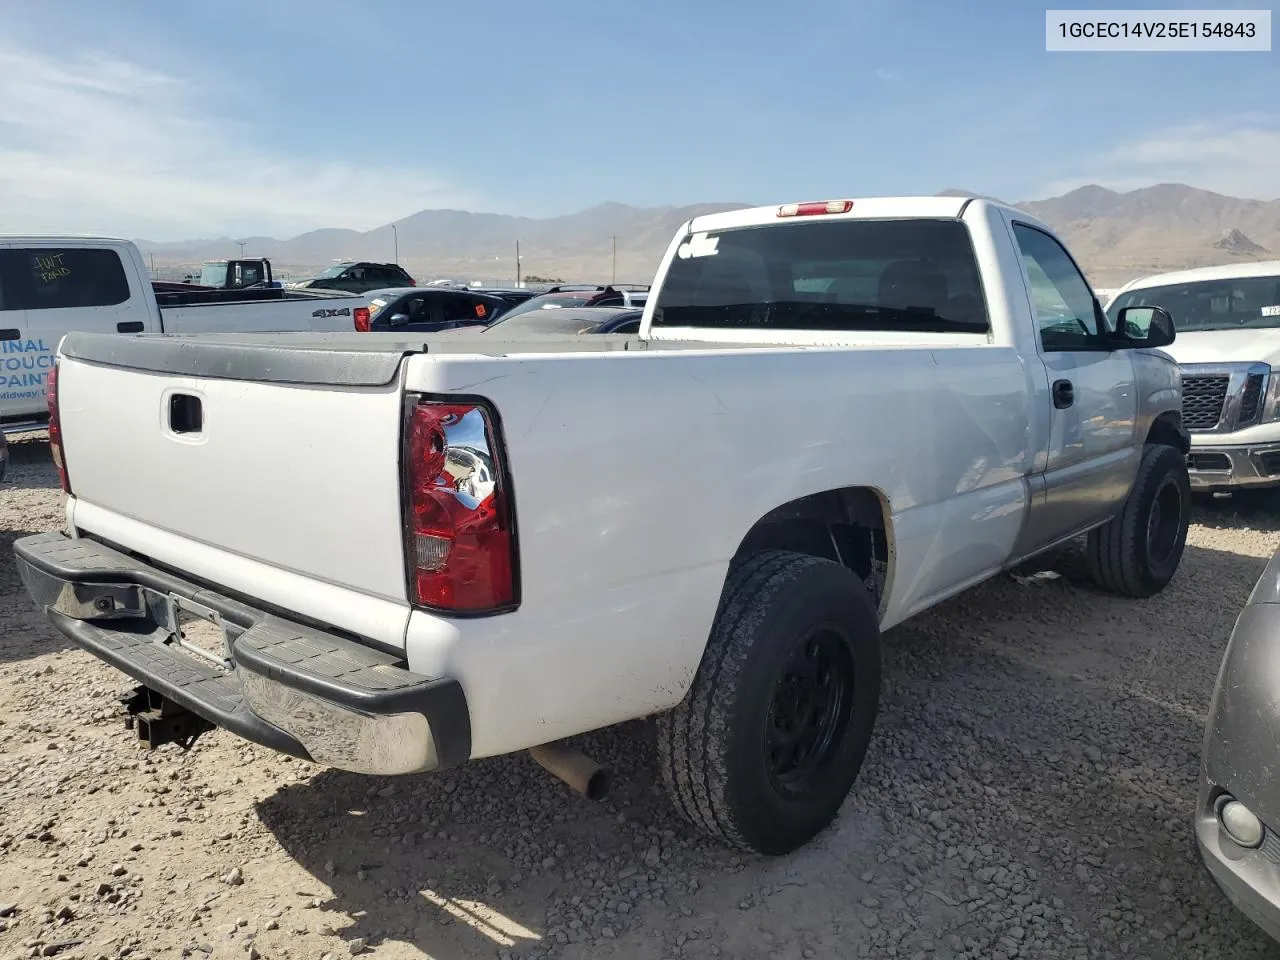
[12,531,470,774]
[1187,443,1280,491]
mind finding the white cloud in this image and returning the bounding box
[0,44,474,240]
[1040,123,1280,201]
[874,68,898,82]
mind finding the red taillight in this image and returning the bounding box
[403,400,516,613]
[47,364,71,494]
[353,306,371,332]
[777,200,854,218]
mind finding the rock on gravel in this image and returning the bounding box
[2,439,1280,958]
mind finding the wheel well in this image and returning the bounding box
[732,488,891,609]
[1146,411,1189,454]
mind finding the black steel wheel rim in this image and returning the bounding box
[765,624,856,795]
[1147,477,1183,566]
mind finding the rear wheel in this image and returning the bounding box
[657,550,881,855]
[1087,443,1190,598]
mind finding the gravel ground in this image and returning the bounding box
[3,434,1280,960]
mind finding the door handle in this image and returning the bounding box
[117,321,144,333]
[1052,379,1074,409]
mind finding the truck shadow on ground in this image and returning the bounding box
[255,721,727,958]
[254,540,1279,959]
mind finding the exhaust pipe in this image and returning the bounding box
[529,741,612,800]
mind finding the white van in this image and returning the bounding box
[1,237,368,432]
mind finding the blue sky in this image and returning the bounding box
[0,0,1276,240]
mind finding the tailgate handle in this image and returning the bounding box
[0,329,19,341]
[169,394,203,435]
[117,321,144,333]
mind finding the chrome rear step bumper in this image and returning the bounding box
[12,532,470,774]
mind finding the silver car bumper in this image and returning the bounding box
[1188,444,1280,491]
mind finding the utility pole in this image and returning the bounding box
[515,240,521,287]
[392,223,399,264]
[149,253,156,276]
[611,235,617,285]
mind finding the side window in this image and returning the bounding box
[0,248,130,310]
[404,296,431,321]
[441,295,485,323]
[1012,224,1101,352]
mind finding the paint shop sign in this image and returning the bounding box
[0,337,55,401]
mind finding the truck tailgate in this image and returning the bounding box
[56,333,415,609]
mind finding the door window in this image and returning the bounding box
[441,295,487,323]
[1012,224,1101,351]
[403,296,431,322]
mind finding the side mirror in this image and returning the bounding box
[1112,305,1175,349]
[388,313,410,327]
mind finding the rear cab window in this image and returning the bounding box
[650,218,990,335]
[0,247,131,311]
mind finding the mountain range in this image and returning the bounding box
[136,184,1280,289]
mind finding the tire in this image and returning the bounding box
[1086,443,1191,598]
[657,550,881,855]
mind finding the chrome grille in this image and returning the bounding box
[1182,375,1229,430]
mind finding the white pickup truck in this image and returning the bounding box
[15,197,1191,855]
[1107,261,1280,493]
[0,237,368,432]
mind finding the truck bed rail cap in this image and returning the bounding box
[59,331,422,387]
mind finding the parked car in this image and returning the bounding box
[0,237,367,434]
[15,195,1189,857]
[496,285,648,322]
[358,287,513,332]
[1197,541,1280,943]
[293,261,416,295]
[1107,262,1280,493]
[470,305,642,336]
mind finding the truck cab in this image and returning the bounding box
[197,258,278,290]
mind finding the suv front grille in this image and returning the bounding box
[1182,375,1230,430]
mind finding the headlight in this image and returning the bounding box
[1263,369,1280,422]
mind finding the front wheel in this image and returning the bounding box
[656,550,881,855]
[1086,443,1191,598]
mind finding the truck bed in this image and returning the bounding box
[58,330,789,385]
